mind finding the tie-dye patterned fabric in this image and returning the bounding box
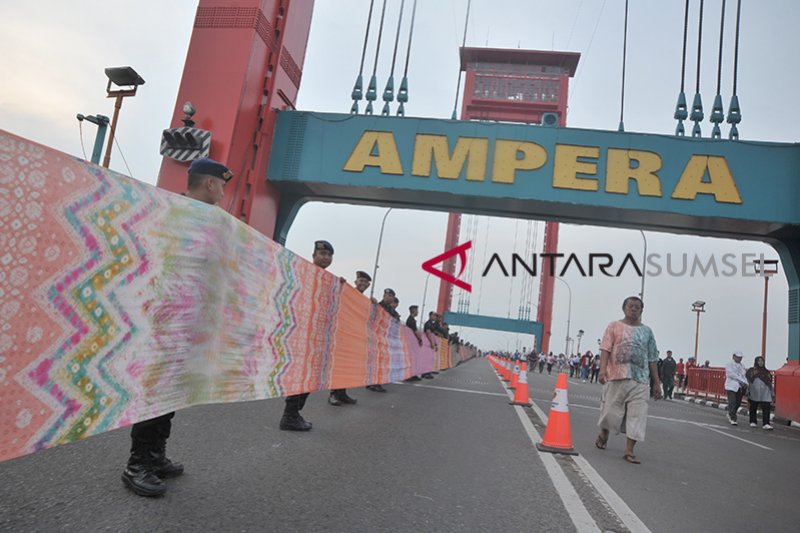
[599,320,658,384]
[0,130,476,463]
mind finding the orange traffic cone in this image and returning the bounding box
[501,358,511,382]
[509,361,532,406]
[536,372,578,455]
[509,360,520,389]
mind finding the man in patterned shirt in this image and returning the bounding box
[595,296,661,464]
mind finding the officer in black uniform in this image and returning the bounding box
[121,158,234,497]
[280,240,344,429]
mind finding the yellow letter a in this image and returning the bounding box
[343,131,404,175]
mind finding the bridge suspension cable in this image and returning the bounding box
[475,217,491,314]
[727,0,742,140]
[618,0,629,132]
[507,220,519,319]
[350,0,376,114]
[690,0,706,137]
[674,0,690,135]
[365,0,389,115]
[709,0,727,139]
[396,0,418,116]
[381,0,406,116]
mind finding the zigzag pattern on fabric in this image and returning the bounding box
[0,130,476,463]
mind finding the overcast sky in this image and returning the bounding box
[2,0,798,368]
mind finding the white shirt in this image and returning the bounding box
[724,360,748,392]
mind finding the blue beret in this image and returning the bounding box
[188,158,234,182]
[314,240,334,254]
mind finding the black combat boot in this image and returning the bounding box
[279,414,312,431]
[328,392,342,406]
[150,440,184,479]
[122,451,166,497]
[338,391,357,404]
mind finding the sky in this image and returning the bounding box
[2,0,799,368]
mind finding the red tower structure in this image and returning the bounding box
[157,0,314,239]
[436,47,580,354]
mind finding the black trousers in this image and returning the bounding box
[727,388,745,420]
[130,412,174,452]
[663,380,675,399]
[749,400,772,426]
[284,393,310,417]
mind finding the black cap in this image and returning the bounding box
[314,240,334,254]
[356,270,372,281]
[384,288,396,296]
[188,158,234,182]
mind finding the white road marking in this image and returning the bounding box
[553,400,774,451]
[510,399,601,532]
[492,371,600,532]
[405,383,509,397]
[527,398,651,533]
[693,424,773,450]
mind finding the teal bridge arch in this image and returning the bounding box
[266,110,800,418]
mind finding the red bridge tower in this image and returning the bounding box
[436,47,580,354]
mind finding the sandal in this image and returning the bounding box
[595,434,607,450]
[623,453,641,464]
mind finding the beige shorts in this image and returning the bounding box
[597,379,650,442]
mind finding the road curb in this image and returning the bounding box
[677,394,800,428]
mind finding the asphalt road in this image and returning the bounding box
[1,359,798,532]
[525,365,800,533]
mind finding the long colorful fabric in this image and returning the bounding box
[0,131,476,463]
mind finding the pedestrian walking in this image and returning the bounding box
[676,357,686,391]
[590,354,600,383]
[121,158,233,497]
[580,351,591,382]
[685,357,696,390]
[595,296,661,465]
[661,351,677,399]
[724,351,749,426]
[746,356,774,430]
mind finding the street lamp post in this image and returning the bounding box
[102,67,145,168]
[556,278,572,356]
[639,230,647,301]
[420,272,432,319]
[576,329,584,355]
[369,208,393,300]
[691,300,706,360]
[753,259,779,362]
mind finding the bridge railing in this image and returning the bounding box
[685,367,727,402]
[685,367,776,406]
